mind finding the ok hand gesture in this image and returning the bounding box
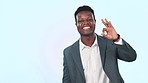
[101,19,119,41]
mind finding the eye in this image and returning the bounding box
[87,19,93,22]
[78,20,84,23]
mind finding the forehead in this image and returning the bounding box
[76,11,93,18]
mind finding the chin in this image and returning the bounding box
[80,32,95,37]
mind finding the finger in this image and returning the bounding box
[105,19,113,28]
[102,19,109,27]
[102,28,108,32]
[105,18,109,23]
[102,28,108,35]
[103,18,112,28]
[101,19,106,25]
[109,21,112,26]
[108,21,115,28]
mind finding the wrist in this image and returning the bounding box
[113,34,120,42]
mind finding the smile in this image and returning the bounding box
[83,27,90,30]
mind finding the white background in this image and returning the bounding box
[0,0,147,83]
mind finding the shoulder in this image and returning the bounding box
[63,40,79,54]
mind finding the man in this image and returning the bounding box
[62,5,137,83]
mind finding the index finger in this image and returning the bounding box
[101,19,106,25]
[101,18,110,27]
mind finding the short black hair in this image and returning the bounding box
[74,5,96,23]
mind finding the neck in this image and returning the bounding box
[81,33,96,47]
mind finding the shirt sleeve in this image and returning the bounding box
[114,38,123,45]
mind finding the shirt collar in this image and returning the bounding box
[79,35,98,51]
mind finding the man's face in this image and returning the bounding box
[76,11,96,36]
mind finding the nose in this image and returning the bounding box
[83,20,90,25]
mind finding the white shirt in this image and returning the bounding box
[79,35,123,83]
[79,36,111,83]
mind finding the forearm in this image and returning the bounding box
[115,39,137,62]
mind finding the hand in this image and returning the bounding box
[101,18,119,41]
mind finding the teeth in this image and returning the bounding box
[83,27,90,30]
